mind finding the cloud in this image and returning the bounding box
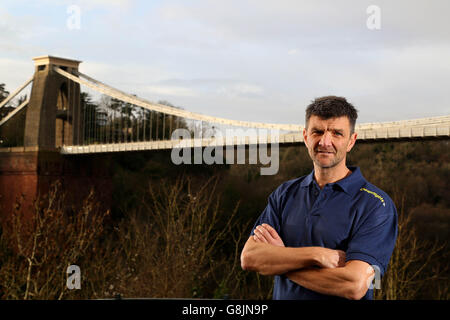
[217,83,264,99]
[0,58,35,89]
[79,0,133,7]
[14,0,135,10]
[154,0,450,50]
[144,85,197,98]
[0,1,448,125]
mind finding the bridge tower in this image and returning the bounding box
[0,56,111,226]
[25,55,83,149]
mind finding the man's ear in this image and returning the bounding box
[346,132,357,152]
[303,128,308,148]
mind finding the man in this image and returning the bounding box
[240,96,398,300]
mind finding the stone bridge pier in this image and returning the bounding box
[0,56,112,227]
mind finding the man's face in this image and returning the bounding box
[303,115,357,169]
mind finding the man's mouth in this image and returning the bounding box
[316,150,335,154]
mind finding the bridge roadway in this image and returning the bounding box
[59,115,450,155]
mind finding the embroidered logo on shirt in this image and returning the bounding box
[360,187,385,207]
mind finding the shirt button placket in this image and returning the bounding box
[307,187,321,243]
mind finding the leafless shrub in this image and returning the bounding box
[0,181,110,299]
[375,193,448,300]
[103,175,247,298]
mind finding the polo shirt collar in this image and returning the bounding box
[300,170,315,188]
[333,166,366,195]
[300,166,366,196]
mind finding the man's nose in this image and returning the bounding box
[319,131,332,147]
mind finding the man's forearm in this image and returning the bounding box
[286,261,374,300]
[241,237,319,275]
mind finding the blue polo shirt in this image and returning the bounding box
[251,166,398,300]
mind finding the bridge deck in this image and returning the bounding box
[59,123,449,155]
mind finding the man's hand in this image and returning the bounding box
[315,248,346,268]
[253,223,345,268]
[253,224,285,247]
[242,223,346,275]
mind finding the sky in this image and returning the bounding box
[1,0,449,125]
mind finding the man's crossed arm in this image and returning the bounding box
[240,224,346,274]
[240,224,375,300]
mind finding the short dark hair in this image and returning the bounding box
[305,96,358,133]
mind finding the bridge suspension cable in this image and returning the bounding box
[0,98,30,126]
[0,76,33,110]
[1,65,449,153]
[53,66,450,133]
[53,67,303,132]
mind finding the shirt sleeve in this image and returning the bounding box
[345,200,398,277]
[250,189,283,237]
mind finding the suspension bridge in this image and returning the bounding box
[0,55,449,155]
[0,55,448,220]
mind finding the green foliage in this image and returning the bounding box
[0,83,9,103]
[0,83,27,147]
